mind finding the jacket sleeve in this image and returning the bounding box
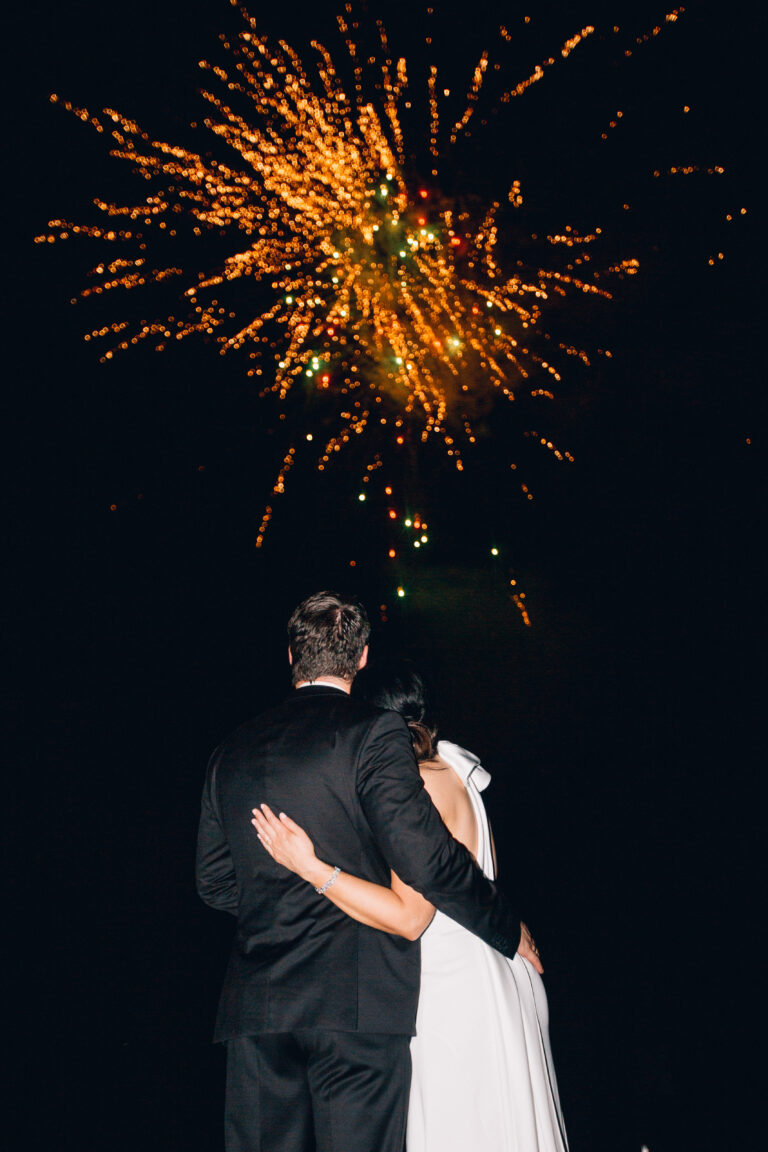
[356,711,522,958]
[195,749,239,915]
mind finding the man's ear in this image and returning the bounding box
[357,645,369,671]
[288,646,293,666]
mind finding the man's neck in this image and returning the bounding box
[294,676,352,694]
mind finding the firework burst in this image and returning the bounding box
[39,0,647,565]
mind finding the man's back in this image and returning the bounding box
[197,685,422,1039]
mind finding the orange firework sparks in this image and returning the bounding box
[39,1,695,550]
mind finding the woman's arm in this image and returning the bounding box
[251,804,434,941]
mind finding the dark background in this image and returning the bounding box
[7,1,762,1149]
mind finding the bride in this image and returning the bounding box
[252,664,568,1152]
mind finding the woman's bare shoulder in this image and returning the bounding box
[419,756,465,796]
[419,755,477,855]
[419,754,449,775]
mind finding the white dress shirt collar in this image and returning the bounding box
[296,680,348,691]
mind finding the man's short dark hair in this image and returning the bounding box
[287,591,371,686]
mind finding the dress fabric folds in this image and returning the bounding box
[407,741,569,1152]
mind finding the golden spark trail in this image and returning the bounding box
[39,1,660,547]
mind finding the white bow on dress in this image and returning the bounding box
[435,740,492,792]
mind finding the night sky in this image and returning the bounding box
[7,2,762,1149]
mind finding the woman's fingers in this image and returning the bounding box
[252,805,284,841]
[251,810,270,838]
[518,922,544,974]
[251,812,283,857]
[251,803,312,873]
[250,804,318,886]
[251,822,276,857]
[254,804,304,844]
[259,803,283,833]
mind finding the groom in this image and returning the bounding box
[197,590,540,1152]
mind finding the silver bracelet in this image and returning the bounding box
[315,866,340,896]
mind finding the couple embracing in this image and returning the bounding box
[196,591,568,1151]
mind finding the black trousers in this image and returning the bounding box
[225,1030,411,1152]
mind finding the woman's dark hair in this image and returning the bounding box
[354,661,439,763]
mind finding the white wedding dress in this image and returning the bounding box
[407,741,569,1152]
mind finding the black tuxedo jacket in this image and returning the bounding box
[196,685,521,1040]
